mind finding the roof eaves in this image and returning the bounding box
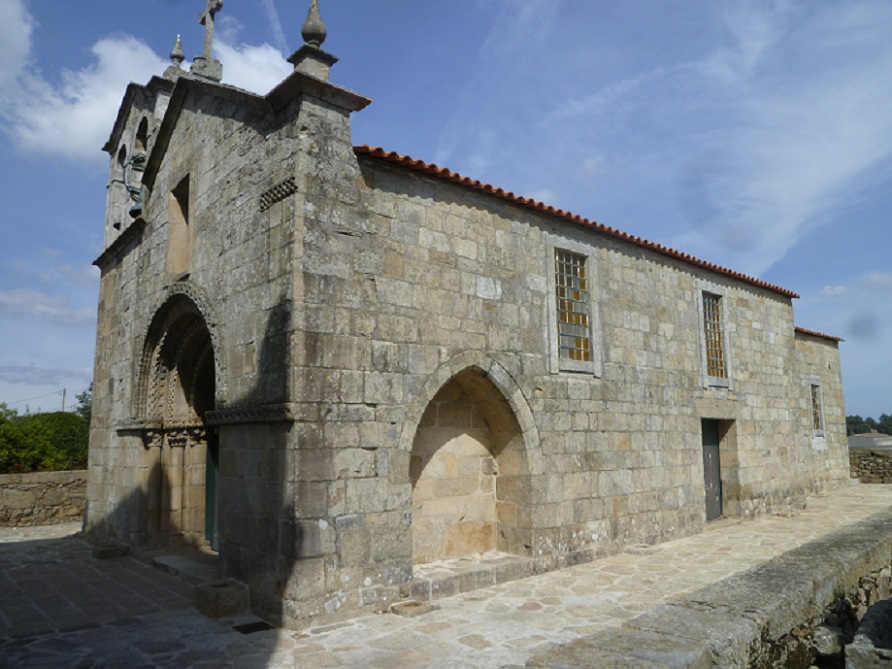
[354,145,799,300]
[794,326,845,343]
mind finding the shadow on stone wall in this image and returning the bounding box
[80,296,304,669]
[210,297,302,628]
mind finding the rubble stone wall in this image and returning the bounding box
[0,470,87,527]
[850,449,892,483]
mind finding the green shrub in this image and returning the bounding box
[0,406,88,474]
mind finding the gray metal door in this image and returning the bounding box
[702,420,722,521]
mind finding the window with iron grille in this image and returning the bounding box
[811,384,824,433]
[555,249,591,363]
[702,292,726,379]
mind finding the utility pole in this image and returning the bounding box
[61,388,66,412]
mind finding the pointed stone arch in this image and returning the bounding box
[404,354,541,563]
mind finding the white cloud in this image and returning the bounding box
[821,285,849,299]
[480,0,558,61]
[0,28,166,161]
[260,0,289,55]
[0,0,34,94]
[550,2,892,278]
[7,249,99,289]
[527,189,556,205]
[675,3,892,275]
[0,365,91,387]
[0,289,95,327]
[555,72,652,121]
[216,41,291,96]
[0,1,291,162]
[435,1,557,171]
[866,272,892,292]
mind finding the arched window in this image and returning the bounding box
[135,117,149,154]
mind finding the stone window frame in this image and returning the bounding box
[696,281,733,390]
[807,376,825,441]
[166,174,192,278]
[545,233,603,377]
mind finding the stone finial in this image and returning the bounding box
[170,34,185,67]
[288,0,338,80]
[301,0,327,48]
[163,34,187,80]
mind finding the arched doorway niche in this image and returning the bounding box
[410,367,532,564]
[137,293,218,548]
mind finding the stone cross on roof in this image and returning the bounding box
[191,0,223,82]
[199,0,223,62]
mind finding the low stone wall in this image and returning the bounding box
[848,598,892,667]
[0,470,87,527]
[527,507,892,668]
[850,448,892,483]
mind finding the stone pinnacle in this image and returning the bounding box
[170,34,185,67]
[302,0,327,48]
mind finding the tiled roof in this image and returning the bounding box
[794,326,845,343]
[354,145,800,300]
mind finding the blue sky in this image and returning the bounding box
[0,0,890,419]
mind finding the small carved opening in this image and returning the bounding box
[135,117,149,153]
[167,175,192,276]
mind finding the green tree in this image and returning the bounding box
[846,413,892,436]
[847,415,872,435]
[0,403,15,421]
[75,384,92,424]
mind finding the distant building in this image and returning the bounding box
[85,1,851,629]
[849,431,892,450]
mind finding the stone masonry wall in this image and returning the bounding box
[794,333,850,492]
[87,81,296,547]
[850,449,892,483]
[267,150,850,627]
[87,64,850,632]
[0,471,87,527]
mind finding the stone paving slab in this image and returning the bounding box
[2,485,892,668]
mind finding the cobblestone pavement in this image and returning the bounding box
[2,484,892,668]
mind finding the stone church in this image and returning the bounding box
[86,1,850,629]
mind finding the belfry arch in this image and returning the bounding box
[136,293,219,548]
[409,366,533,564]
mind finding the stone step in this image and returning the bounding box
[152,553,221,586]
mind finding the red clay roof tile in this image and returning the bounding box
[794,326,844,343]
[354,145,800,300]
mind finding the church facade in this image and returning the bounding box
[86,1,850,629]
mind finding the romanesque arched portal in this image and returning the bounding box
[137,294,218,548]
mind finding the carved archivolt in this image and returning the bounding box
[135,282,225,422]
[133,285,220,449]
